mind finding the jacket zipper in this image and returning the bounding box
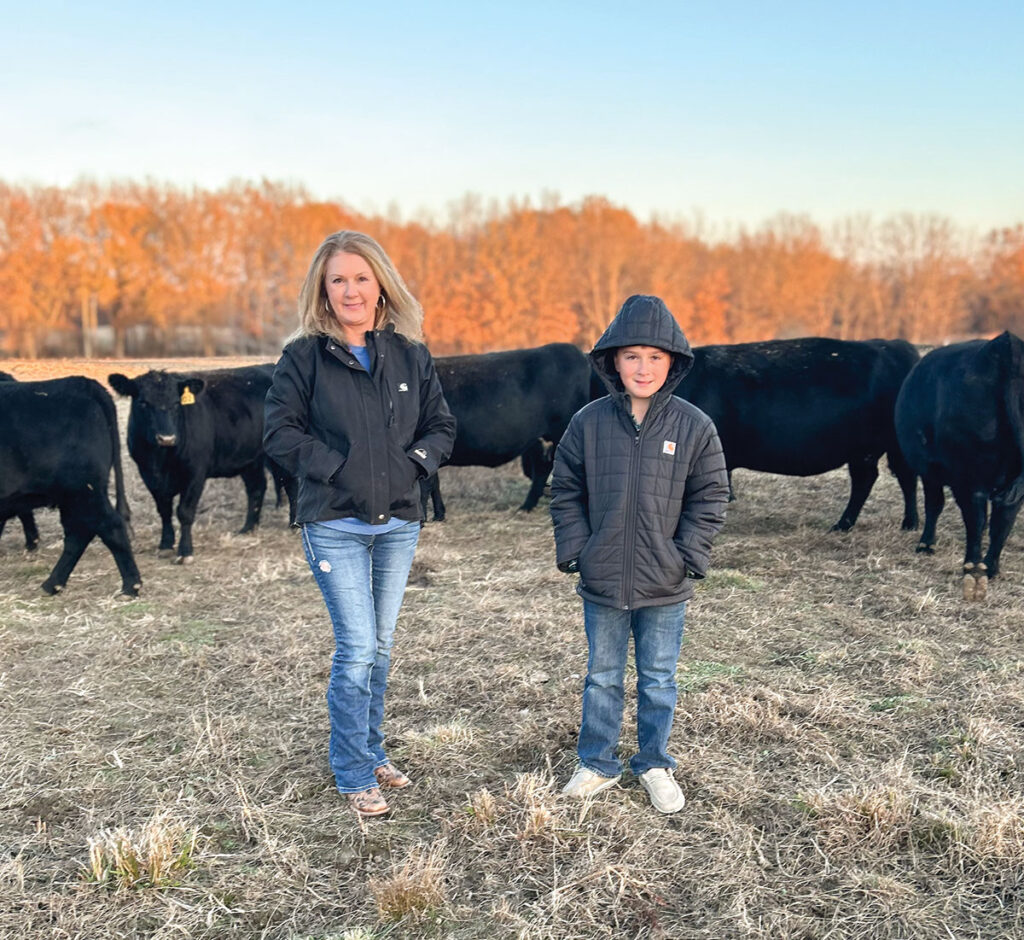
[369,334,393,520]
[622,413,645,609]
[367,335,383,520]
[377,345,394,427]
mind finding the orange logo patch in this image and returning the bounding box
[663,440,676,455]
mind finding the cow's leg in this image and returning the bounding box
[41,506,94,594]
[19,512,40,551]
[154,491,176,556]
[238,461,267,534]
[518,439,555,512]
[1,513,39,551]
[175,478,207,564]
[431,475,446,522]
[984,497,1023,581]
[418,476,431,522]
[283,475,298,526]
[267,457,298,526]
[917,474,945,554]
[888,447,919,530]
[831,456,879,532]
[420,474,445,523]
[518,464,550,513]
[518,476,547,512]
[953,486,988,601]
[95,499,142,596]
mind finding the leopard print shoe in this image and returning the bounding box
[374,763,412,789]
[347,786,390,818]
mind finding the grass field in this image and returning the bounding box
[2,361,1023,939]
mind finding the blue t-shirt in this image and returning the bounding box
[348,343,371,372]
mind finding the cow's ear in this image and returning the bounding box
[108,373,136,397]
[178,378,205,403]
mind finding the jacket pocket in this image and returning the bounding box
[648,536,689,595]
[323,446,367,519]
[387,441,421,511]
[577,534,596,576]
[577,534,616,600]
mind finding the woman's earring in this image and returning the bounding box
[325,299,332,315]
[377,294,387,312]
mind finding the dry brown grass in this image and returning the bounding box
[2,359,1024,938]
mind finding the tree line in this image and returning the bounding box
[1,179,1021,358]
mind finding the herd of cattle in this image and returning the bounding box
[2,331,1023,603]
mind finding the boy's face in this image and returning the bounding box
[613,345,672,401]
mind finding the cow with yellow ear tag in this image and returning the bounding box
[108,364,296,563]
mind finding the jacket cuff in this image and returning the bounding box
[556,541,588,568]
[407,446,437,478]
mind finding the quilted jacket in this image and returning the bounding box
[550,295,729,609]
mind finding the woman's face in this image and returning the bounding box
[324,251,381,342]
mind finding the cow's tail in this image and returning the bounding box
[95,379,134,535]
[1002,331,1024,505]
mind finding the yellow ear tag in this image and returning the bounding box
[180,388,196,406]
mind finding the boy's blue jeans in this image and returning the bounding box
[578,599,687,778]
[301,521,420,793]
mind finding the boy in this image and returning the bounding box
[550,294,729,813]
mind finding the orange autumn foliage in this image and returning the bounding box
[0,180,1020,359]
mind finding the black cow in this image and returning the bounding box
[0,376,141,595]
[895,331,1024,600]
[421,343,591,520]
[0,371,39,551]
[108,365,295,563]
[672,337,921,531]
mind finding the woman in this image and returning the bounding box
[550,295,729,814]
[264,231,455,818]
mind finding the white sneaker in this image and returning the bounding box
[562,767,621,798]
[639,768,685,813]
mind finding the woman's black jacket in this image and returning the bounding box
[264,326,456,526]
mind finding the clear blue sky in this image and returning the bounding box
[2,1,1022,232]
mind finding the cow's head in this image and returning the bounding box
[109,371,205,448]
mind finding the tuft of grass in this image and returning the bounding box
[869,693,931,713]
[799,785,918,856]
[466,787,498,829]
[369,842,447,924]
[83,811,198,889]
[969,800,1024,872]
[404,718,475,752]
[678,659,743,692]
[163,617,221,647]
[703,568,765,591]
[911,813,965,852]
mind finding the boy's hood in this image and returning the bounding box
[590,294,694,400]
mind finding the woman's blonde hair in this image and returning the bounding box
[291,231,424,344]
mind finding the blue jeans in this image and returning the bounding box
[578,599,687,778]
[301,521,420,793]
